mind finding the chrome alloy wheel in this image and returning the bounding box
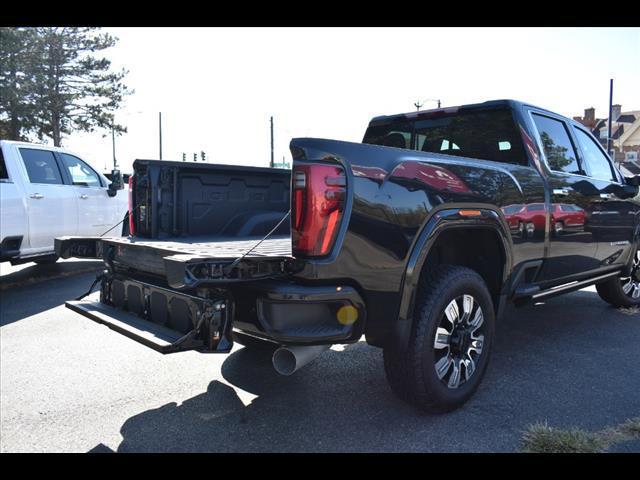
[621,250,640,300]
[433,294,485,389]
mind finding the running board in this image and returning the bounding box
[530,271,620,301]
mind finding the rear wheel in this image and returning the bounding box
[596,250,640,308]
[383,265,495,413]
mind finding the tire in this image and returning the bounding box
[33,255,59,265]
[383,265,495,413]
[554,221,564,236]
[596,249,640,308]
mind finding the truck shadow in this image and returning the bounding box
[0,270,99,327]
[0,260,102,291]
[99,289,638,453]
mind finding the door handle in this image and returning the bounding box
[553,188,570,196]
[80,194,89,199]
[30,193,44,199]
[599,193,614,200]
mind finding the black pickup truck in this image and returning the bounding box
[56,99,640,413]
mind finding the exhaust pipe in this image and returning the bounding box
[272,344,330,376]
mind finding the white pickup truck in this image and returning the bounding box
[0,140,128,265]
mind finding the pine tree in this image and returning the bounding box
[31,27,132,146]
[0,27,39,140]
[0,27,132,146]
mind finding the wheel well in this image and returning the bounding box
[420,228,506,310]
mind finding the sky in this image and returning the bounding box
[58,27,640,174]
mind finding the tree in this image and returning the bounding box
[0,27,131,146]
[0,28,39,140]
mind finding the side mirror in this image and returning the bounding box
[107,169,124,197]
[625,175,640,187]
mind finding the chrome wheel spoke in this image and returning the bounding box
[623,279,634,295]
[435,355,453,380]
[633,283,640,299]
[469,307,484,333]
[469,334,485,355]
[444,300,460,326]
[434,327,451,350]
[447,359,463,389]
[463,355,476,381]
[461,295,474,323]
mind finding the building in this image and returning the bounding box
[573,105,640,176]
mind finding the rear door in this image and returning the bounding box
[570,124,638,267]
[529,111,598,281]
[57,152,117,236]
[17,147,78,250]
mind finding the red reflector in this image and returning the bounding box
[128,176,135,236]
[291,164,345,257]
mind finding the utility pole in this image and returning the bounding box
[111,122,117,169]
[607,79,614,159]
[270,116,274,168]
[159,112,163,160]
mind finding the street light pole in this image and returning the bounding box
[159,112,163,160]
[111,121,117,170]
[607,79,613,159]
[270,116,274,168]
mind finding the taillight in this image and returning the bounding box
[128,175,135,236]
[291,163,346,257]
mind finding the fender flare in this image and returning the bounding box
[391,205,514,350]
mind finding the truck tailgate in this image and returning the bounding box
[56,234,294,289]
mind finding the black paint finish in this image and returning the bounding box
[289,100,639,347]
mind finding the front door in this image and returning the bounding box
[17,147,78,251]
[570,125,638,268]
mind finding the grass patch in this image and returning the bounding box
[618,306,640,316]
[521,418,640,453]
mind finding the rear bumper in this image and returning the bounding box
[233,281,366,345]
[65,273,366,354]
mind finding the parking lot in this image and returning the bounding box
[1,262,638,453]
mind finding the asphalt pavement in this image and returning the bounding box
[0,265,638,452]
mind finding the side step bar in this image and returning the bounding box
[530,271,620,300]
[514,270,620,305]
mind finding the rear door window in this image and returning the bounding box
[19,148,64,185]
[531,114,582,175]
